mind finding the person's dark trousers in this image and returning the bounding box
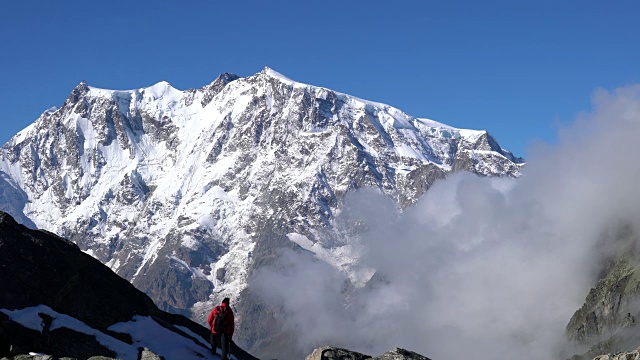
[209,332,217,355]
[220,334,231,360]
[210,333,231,359]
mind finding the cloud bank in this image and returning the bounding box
[252,84,640,359]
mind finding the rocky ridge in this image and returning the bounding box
[565,228,640,359]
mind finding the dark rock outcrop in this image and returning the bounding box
[0,211,257,360]
[305,346,431,360]
[566,231,640,359]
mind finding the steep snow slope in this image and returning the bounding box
[0,67,523,325]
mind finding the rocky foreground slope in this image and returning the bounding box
[0,211,257,360]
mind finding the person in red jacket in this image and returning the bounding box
[207,297,234,360]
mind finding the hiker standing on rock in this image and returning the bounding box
[208,297,234,360]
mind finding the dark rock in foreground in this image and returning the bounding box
[0,211,257,360]
[306,346,431,360]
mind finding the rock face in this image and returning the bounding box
[305,346,431,360]
[566,231,640,359]
[566,256,639,342]
[0,67,523,358]
[0,211,257,360]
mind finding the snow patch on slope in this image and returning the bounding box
[288,233,373,286]
[1,305,138,359]
[109,315,225,360]
[1,305,222,360]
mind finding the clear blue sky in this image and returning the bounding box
[1,1,639,158]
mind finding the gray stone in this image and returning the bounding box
[306,346,371,360]
[373,348,431,360]
[139,347,164,360]
[306,346,431,360]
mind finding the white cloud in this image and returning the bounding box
[253,84,640,360]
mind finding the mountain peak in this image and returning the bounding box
[145,80,173,91]
[138,80,182,101]
[217,72,240,83]
[66,80,90,104]
[199,73,240,107]
[208,72,240,89]
[72,80,89,92]
[260,66,296,85]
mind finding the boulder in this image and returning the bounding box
[306,346,431,360]
[592,346,640,359]
[305,346,371,360]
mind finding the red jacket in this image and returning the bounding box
[207,303,234,337]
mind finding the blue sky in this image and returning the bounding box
[1,1,638,157]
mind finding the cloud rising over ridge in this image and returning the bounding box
[252,84,640,359]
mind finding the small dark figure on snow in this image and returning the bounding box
[208,297,235,360]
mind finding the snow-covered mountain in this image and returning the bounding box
[0,67,523,356]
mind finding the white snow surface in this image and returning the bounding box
[262,66,298,86]
[109,316,221,359]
